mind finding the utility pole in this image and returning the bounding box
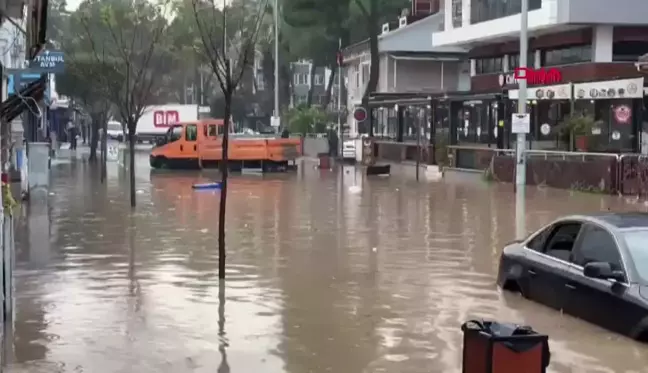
[515,0,529,241]
[515,0,529,188]
[337,38,342,157]
[273,0,280,131]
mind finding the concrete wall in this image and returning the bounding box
[302,137,329,158]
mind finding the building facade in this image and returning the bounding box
[343,10,469,138]
[290,61,338,108]
[431,0,648,152]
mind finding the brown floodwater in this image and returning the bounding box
[5,151,648,372]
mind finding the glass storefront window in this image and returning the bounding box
[471,0,541,24]
[542,45,591,66]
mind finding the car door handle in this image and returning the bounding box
[565,283,577,290]
[527,269,536,276]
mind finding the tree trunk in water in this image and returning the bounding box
[218,92,231,279]
[322,67,336,110]
[128,125,136,207]
[89,116,99,162]
[362,0,379,136]
[306,65,317,107]
[101,116,108,183]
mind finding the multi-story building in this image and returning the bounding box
[431,0,648,152]
[342,2,469,138]
[290,61,338,108]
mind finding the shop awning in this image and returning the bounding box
[0,76,46,123]
[368,91,503,107]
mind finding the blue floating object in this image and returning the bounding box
[192,182,222,190]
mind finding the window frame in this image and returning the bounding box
[167,125,183,142]
[525,220,583,262]
[571,223,627,282]
[185,124,198,141]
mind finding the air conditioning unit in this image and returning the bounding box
[399,16,407,27]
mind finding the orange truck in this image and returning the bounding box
[149,118,302,171]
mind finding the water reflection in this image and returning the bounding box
[5,153,648,372]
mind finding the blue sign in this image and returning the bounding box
[28,49,65,73]
[6,73,51,103]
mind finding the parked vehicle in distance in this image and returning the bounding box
[136,104,209,144]
[497,213,648,341]
[342,139,356,161]
[106,120,124,142]
[149,118,302,170]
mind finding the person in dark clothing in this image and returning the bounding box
[67,121,77,150]
[327,127,339,157]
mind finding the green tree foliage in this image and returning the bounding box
[69,0,172,207]
[286,105,328,134]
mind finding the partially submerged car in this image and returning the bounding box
[497,213,648,341]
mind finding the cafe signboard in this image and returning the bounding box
[499,67,563,87]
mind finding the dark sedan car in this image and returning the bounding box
[497,213,648,341]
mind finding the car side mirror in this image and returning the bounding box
[583,262,624,281]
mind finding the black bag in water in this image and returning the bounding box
[461,319,551,369]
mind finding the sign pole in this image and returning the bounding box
[514,0,529,241]
[516,0,529,188]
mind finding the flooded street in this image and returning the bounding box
[6,151,648,372]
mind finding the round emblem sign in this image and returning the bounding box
[535,89,544,99]
[540,123,551,135]
[614,105,631,124]
[353,107,367,122]
[628,83,638,94]
[612,130,621,140]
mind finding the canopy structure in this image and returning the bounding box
[0,75,47,123]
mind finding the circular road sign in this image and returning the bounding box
[353,107,367,122]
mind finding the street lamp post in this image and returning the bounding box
[273,0,280,131]
[516,0,529,188]
[515,0,529,241]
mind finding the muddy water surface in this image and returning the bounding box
[6,154,648,372]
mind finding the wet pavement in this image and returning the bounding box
[6,150,648,372]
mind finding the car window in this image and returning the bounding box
[186,124,197,141]
[168,125,183,142]
[526,227,551,252]
[573,224,623,271]
[623,229,648,284]
[542,222,582,262]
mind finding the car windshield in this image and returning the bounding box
[107,123,121,131]
[622,229,648,283]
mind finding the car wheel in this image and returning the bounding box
[150,156,168,169]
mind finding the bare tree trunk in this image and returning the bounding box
[89,116,99,162]
[306,64,317,107]
[360,0,379,135]
[101,116,108,183]
[322,66,336,109]
[128,124,136,207]
[218,90,231,279]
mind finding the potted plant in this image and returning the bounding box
[556,114,596,151]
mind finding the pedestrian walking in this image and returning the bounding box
[67,120,77,150]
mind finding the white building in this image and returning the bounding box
[427,0,648,152]
[342,9,469,138]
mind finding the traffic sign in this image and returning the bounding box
[511,113,530,134]
[353,107,367,122]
